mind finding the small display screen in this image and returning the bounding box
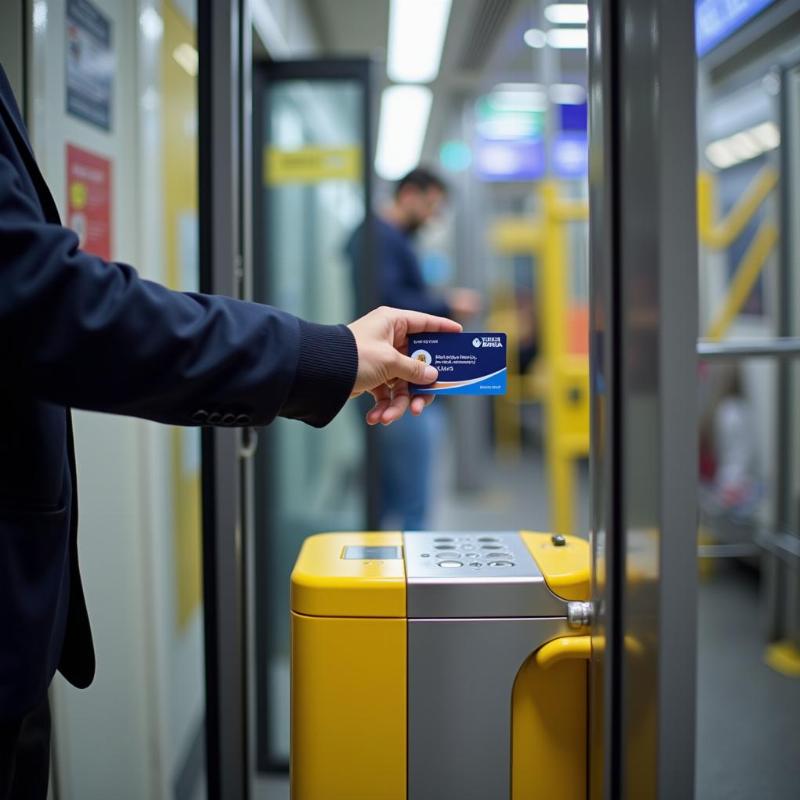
[342,546,402,560]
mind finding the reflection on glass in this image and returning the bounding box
[257,79,367,763]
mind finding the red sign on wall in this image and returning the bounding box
[66,144,112,260]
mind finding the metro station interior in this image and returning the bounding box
[1,0,800,798]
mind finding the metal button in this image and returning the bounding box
[552,534,567,547]
[192,410,208,423]
[221,413,237,425]
[487,560,515,567]
[435,545,456,550]
[478,536,499,542]
[207,412,222,424]
[438,560,463,568]
[469,562,482,568]
[462,552,480,558]
[481,544,502,550]
[235,414,252,425]
[434,537,454,542]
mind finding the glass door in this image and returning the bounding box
[251,58,375,770]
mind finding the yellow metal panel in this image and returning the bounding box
[535,635,591,669]
[291,612,406,800]
[512,653,587,800]
[764,640,800,678]
[291,532,406,618]
[521,532,591,601]
[265,146,362,185]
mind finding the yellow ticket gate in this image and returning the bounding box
[291,531,592,800]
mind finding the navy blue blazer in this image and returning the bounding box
[0,66,357,720]
[346,216,451,318]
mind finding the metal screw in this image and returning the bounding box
[567,601,594,628]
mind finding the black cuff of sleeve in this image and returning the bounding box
[280,321,358,428]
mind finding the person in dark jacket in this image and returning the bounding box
[346,168,480,528]
[0,65,459,799]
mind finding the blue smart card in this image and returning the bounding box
[408,332,507,395]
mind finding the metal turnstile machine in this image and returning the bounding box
[291,530,592,800]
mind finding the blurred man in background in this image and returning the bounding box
[347,167,481,529]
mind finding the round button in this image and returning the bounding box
[462,552,480,558]
[481,544,502,550]
[192,410,208,423]
[420,553,430,558]
[438,560,463,568]
[469,562,482,568]
[487,560,515,567]
[434,537,454,542]
[207,412,222,424]
[222,413,237,425]
[435,545,456,550]
[478,537,499,542]
[235,414,252,425]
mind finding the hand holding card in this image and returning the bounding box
[409,333,508,395]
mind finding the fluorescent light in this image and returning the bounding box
[547,27,588,48]
[705,120,781,170]
[727,132,761,160]
[139,8,163,41]
[523,28,547,48]
[387,0,452,83]
[375,85,433,180]
[545,3,589,24]
[750,121,780,150]
[173,43,199,76]
[705,141,738,170]
[549,83,587,104]
[487,84,547,112]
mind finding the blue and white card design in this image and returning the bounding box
[408,332,507,395]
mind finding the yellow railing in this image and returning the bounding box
[489,181,590,536]
[699,166,779,340]
[486,167,779,536]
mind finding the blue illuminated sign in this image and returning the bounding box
[696,0,776,56]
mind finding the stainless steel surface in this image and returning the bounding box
[407,617,569,800]
[198,1,248,796]
[403,532,567,618]
[589,0,698,797]
[698,338,800,360]
[567,601,594,628]
[696,543,760,559]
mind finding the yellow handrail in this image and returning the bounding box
[698,166,778,250]
[706,221,779,341]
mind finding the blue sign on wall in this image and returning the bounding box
[696,0,776,56]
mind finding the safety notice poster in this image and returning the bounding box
[65,0,114,130]
[66,144,112,260]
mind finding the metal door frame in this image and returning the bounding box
[198,1,252,798]
[588,1,699,797]
[251,56,376,773]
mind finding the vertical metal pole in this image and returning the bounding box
[198,1,249,798]
[589,0,698,797]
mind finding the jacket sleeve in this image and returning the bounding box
[0,154,357,428]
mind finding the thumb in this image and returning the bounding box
[391,351,438,385]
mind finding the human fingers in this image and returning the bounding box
[366,384,391,425]
[410,394,435,416]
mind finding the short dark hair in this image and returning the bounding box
[394,167,448,198]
